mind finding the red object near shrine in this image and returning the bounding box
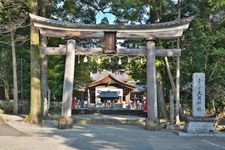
[143,97,148,112]
[72,97,76,109]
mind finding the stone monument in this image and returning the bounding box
[184,73,216,134]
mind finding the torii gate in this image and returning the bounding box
[30,14,193,129]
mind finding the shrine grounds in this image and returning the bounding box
[0,114,225,150]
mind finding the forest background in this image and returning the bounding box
[0,0,224,119]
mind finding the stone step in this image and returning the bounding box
[73,109,147,117]
[72,115,146,126]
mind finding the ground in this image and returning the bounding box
[0,114,225,150]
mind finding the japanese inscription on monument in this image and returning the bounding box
[192,73,205,117]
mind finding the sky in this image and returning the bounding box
[95,9,116,24]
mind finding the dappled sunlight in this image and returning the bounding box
[90,140,127,150]
[2,114,225,150]
[81,133,95,138]
[73,125,85,129]
[106,126,125,130]
[104,115,129,120]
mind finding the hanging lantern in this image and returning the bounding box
[104,31,117,54]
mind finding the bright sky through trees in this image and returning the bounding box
[95,0,178,24]
[95,8,116,24]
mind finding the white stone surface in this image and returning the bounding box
[192,73,205,117]
[184,121,214,134]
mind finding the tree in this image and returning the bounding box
[39,0,50,118]
[24,0,225,118]
[0,45,10,100]
[0,0,29,114]
[25,0,42,123]
[180,0,225,114]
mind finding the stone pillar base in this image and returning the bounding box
[183,117,216,134]
[58,116,73,129]
[165,124,175,130]
[145,118,160,130]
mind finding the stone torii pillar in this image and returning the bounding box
[145,38,158,130]
[58,40,76,129]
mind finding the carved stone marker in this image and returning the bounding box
[192,73,205,117]
[184,73,215,134]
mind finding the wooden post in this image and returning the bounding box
[176,1,181,123]
[11,30,18,115]
[175,56,181,125]
[134,94,138,110]
[47,89,51,110]
[58,40,75,129]
[145,38,158,130]
[41,36,48,118]
[164,57,176,92]
[87,89,90,107]
[40,0,48,119]
[169,90,175,124]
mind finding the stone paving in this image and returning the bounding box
[0,114,225,150]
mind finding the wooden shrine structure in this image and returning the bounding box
[29,14,193,129]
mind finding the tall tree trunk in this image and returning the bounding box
[0,75,9,100]
[25,0,42,124]
[11,30,18,114]
[176,0,181,125]
[3,79,9,100]
[156,71,167,118]
[177,0,181,20]
[147,0,161,23]
[40,0,49,119]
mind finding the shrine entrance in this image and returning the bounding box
[30,14,193,129]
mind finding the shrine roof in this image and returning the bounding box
[89,73,135,90]
[30,14,194,39]
[90,71,128,82]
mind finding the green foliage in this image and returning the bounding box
[0,2,3,22]
[181,0,225,113]
[126,56,146,84]
[1,0,224,114]
[0,0,30,101]
[52,0,96,23]
[74,57,92,89]
[100,17,109,24]
[48,55,65,100]
[0,0,29,31]
[208,0,225,12]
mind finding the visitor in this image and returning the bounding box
[77,99,81,109]
[72,97,76,110]
[143,96,148,112]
